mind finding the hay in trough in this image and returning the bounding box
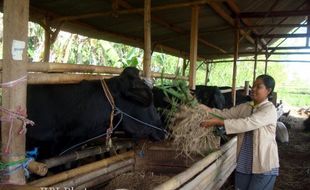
[168,104,220,159]
[104,171,170,190]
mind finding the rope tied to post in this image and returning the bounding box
[0,106,35,153]
[0,75,34,153]
[0,148,38,179]
[101,79,115,149]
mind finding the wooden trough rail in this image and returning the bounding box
[153,137,237,190]
[42,141,133,168]
[74,165,133,190]
[29,151,134,187]
[53,159,134,188]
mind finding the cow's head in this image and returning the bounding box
[111,67,166,141]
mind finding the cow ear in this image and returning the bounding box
[122,87,153,107]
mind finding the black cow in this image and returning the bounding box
[304,116,310,132]
[219,87,251,108]
[195,85,226,109]
[26,67,165,159]
[152,85,225,112]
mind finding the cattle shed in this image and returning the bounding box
[0,0,309,189]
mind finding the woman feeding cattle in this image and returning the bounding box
[200,74,279,190]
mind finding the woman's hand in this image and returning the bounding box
[200,118,224,128]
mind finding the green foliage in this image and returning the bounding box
[158,80,197,107]
[28,22,44,61]
[118,47,140,68]
[157,80,198,125]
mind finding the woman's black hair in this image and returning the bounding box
[256,74,275,97]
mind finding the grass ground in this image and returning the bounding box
[277,88,310,107]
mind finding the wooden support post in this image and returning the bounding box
[205,62,210,85]
[143,0,152,79]
[43,28,51,62]
[182,58,187,76]
[1,0,29,184]
[43,19,61,62]
[264,48,268,74]
[232,19,239,106]
[307,16,310,47]
[253,38,258,83]
[189,6,199,90]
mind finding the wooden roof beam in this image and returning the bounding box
[239,24,308,29]
[118,0,184,33]
[237,10,310,18]
[226,0,267,49]
[267,46,309,50]
[118,0,227,53]
[204,51,310,56]
[257,33,310,38]
[207,1,262,49]
[306,1,310,46]
[263,1,308,47]
[207,59,310,63]
[56,0,228,22]
[29,6,207,61]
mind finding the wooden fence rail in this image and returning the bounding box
[0,61,188,84]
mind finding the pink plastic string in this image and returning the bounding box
[0,106,35,154]
[0,75,27,88]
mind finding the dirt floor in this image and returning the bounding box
[274,114,310,190]
[103,171,170,190]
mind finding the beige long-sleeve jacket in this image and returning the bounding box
[212,99,279,173]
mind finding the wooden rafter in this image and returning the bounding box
[226,0,267,49]
[204,51,310,56]
[237,10,310,18]
[257,33,310,38]
[240,24,308,29]
[268,46,309,50]
[264,1,308,47]
[29,5,208,61]
[117,0,227,53]
[207,59,310,63]
[207,1,262,49]
[55,0,228,22]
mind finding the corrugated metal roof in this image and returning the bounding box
[0,0,307,60]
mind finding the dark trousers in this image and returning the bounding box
[235,171,277,190]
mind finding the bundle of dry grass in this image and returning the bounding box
[104,171,170,190]
[169,105,220,159]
